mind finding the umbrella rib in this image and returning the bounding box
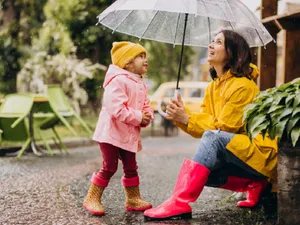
[233,1,266,47]
[112,10,135,34]
[255,29,265,47]
[224,0,236,26]
[173,13,181,46]
[97,0,127,24]
[216,2,235,31]
[200,0,211,44]
[139,0,161,39]
[139,11,159,40]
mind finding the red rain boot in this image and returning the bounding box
[144,158,210,221]
[220,176,268,207]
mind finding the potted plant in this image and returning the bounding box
[243,77,300,225]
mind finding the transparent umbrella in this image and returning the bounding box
[97,0,274,116]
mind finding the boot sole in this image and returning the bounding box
[237,203,256,208]
[237,200,257,208]
[144,212,192,221]
[126,205,152,211]
[83,202,105,216]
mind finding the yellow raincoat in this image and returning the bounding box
[175,65,278,187]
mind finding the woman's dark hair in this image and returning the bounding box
[209,30,253,80]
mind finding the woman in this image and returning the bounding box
[144,30,278,221]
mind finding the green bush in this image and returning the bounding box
[243,77,300,146]
[17,52,105,114]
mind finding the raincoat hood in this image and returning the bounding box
[219,63,260,83]
[103,64,142,88]
[249,63,259,79]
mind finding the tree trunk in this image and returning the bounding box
[1,0,16,31]
[277,142,300,225]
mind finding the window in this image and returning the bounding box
[188,88,204,98]
[163,88,184,98]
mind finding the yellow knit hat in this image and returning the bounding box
[111,41,146,69]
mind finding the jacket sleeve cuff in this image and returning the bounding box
[132,110,142,126]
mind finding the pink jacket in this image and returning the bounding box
[93,65,154,153]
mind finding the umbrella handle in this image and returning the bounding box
[157,89,179,118]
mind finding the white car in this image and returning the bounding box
[149,81,210,113]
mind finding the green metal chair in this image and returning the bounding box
[31,97,68,154]
[46,84,93,136]
[0,93,34,158]
[33,112,68,154]
[0,94,66,158]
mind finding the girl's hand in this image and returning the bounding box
[141,111,151,125]
[165,93,190,125]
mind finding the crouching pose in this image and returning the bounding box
[144,30,277,221]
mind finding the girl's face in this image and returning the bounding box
[125,53,148,76]
[207,32,227,66]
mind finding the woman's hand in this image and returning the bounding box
[165,93,190,125]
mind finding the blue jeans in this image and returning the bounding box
[192,130,265,187]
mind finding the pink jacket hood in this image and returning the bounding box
[103,64,142,88]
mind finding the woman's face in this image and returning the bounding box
[207,32,227,66]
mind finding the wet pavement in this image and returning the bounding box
[0,133,277,225]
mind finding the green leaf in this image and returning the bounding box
[293,92,300,109]
[285,94,295,106]
[291,126,300,147]
[286,86,296,93]
[272,108,284,117]
[292,106,300,117]
[291,77,300,84]
[278,83,292,91]
[261,127,268,139]
[274,117,289,141]
[268,105,284,114]
[287,115,300,133]
[251,121,269,139]
[258,98,273,113]
[271,120,279,128]
[273,92,288,105]
[244,110,257,126]
[270,107,289,127]
[244,103,259,112]
[249,115,267,134]
[269,126,277,140]
[243,103,259,122]
[278,108,293,121]
[255,90,272,100]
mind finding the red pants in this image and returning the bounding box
[95,143,138,181]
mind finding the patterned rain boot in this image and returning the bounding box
[122,176,152,211]
[83,173,109,216]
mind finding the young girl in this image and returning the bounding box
[83,41,154,216]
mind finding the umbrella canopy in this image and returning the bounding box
[97,0,274,117]
[97,0,273,48]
